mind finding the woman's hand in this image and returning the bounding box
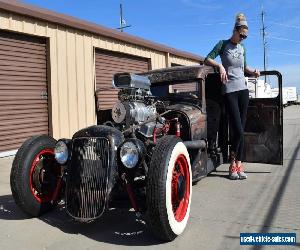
[204,58,228,83]
[245,66,260,78]
[253,69,260,78]
[219,64,228,83]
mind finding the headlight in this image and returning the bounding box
[54,140,69,164]
[120,141,139,168]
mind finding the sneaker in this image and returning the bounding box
[237,165,247,179]
[229,163,239,180]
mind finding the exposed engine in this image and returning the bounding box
[111,73,172,140]
[112,73,158,130]
[111,73,199,141]
[111,89,157,125]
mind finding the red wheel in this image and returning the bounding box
[147,136,192,241]
[171,154,190,222]
[29,149,59,203]
[10,135,62,217]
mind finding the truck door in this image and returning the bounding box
[243,71,283,165]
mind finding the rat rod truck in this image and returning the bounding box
[10,65,283,241]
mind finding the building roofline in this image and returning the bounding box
[0,0,204,62]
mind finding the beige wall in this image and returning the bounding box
[170,54,200,66]
[0,10,199,139]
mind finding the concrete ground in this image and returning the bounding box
[0,106,299,250]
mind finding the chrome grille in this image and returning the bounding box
[66,137,110,221]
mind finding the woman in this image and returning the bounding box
[204,13,260,180]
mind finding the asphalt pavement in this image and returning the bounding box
[0,105,299,250]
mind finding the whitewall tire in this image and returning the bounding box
[147,136,192,241]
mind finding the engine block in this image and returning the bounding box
[112,101,157,124]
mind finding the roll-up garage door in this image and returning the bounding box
[95,49,150,110]
[173,82,197,93]
[0,31,48,153]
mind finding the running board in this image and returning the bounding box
[207,152,223,174]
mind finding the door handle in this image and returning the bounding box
[41,90,48,100]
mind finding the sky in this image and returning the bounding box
[21,0,300,92]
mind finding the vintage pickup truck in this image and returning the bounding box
[10,65,283,241]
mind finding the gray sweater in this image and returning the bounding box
[206,39,248,94]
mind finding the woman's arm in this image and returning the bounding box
[245,66,260,78]
[242,44,260,78]
[204,58,228,83]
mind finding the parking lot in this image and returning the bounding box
[0,105,299,250]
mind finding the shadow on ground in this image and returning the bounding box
[207,170,271,179]
[0,194,29,220]
[0,194,162,246]
[250,141,300,250]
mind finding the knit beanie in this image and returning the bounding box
[235,13,248,28]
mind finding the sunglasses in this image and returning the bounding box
[239,33,248,39]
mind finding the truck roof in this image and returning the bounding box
[140,65,215,85]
